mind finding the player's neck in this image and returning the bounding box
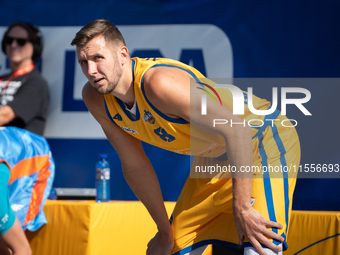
[111,59,135,108]
[121,84,135,109]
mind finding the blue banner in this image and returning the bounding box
[1,0,339,210]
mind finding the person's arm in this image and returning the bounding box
[0,218,32,255]
[143,66,284,254]
[5,74,49,127]
[0,105,17,126]
[82,83,174,254]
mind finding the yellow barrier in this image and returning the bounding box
[26,200,339,255]
[26,200,175,255]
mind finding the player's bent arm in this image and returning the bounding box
[82,83,173,245]
[188,90,284,254]
[143,66,254,173]
[144,68,284,254]
[0,218,32,255]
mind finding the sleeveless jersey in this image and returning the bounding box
[104,58,299,253]
[104,57,275,158]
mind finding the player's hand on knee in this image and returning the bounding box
[146,231,174,255]
[234,207,284,255]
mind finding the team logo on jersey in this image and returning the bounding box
[11,204,24,212]
[143,109,155,124]
[0,213,9,227]
[113,113,122,121]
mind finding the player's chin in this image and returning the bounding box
[91,82,104,93]
[96,85,112,95]
[96,87,107,95]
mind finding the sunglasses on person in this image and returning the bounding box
[4,36,30,46]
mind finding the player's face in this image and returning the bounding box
[5,26,34,67]
[77,35,122,95]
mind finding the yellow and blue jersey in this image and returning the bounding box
[104,57,300,254]
[104,57,274,158]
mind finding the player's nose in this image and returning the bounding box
[87,61,98,75]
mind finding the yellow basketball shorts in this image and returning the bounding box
[171,119,300,255]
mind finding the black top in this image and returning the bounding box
[0,68,49,135]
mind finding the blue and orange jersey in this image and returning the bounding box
[0,126,55,231]
[104,57,273,158]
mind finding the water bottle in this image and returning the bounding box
[95,154,111,202]
[48,188,57,200]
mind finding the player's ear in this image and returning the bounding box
[119,46,129,65]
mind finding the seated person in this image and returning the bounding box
[0,126,55,254]
[0,22,49,135]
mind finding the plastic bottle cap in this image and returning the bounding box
[99,154,108,159]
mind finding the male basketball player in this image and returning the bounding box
[71,19,300,255]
